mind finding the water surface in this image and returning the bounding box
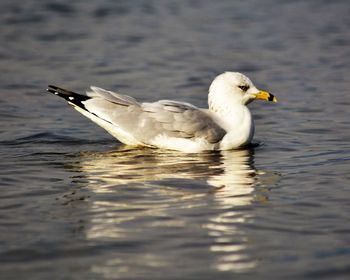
[1,0,350,279]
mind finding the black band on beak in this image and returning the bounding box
[268,93,275,102]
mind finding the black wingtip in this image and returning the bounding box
[46,85,90,109]
[47,85,57,95]
[47,85,78,96]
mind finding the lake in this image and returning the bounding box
[0,0,349,279]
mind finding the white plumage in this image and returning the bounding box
[47,72,276,152]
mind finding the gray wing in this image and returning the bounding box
[86,86,139,106]
[83,89,226,144]
[139,100,226,143]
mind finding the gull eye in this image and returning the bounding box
[238,85,249,91]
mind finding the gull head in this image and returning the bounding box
[208,72,276,111]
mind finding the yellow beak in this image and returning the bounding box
[255,90,277,103]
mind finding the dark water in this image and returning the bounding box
[1,0,350,279]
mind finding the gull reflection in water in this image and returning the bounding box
[67,146,260,277]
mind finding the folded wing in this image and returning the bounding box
[48,85,227,147]
[140,100,226,144]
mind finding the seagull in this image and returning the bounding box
[47,72,276,152]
